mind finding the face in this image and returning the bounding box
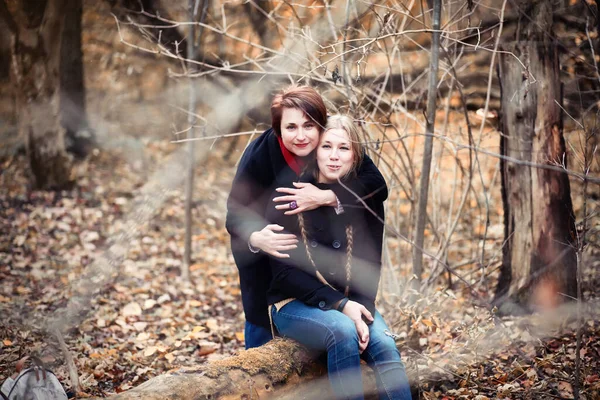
[317,128,355,184]
[280,107,319,157]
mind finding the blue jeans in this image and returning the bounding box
[244,321,272,349]
[272,300,412,400]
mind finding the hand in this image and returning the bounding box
[273,182,337,215]
[341,300,373,352]
[249,224,298,258]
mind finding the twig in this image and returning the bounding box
[53,328,79,393]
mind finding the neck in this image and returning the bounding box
[317,171,331,184]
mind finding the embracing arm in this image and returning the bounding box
[225,149,270,246]
[329,153,388,207]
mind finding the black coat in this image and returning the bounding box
[266,178,385,315]
[226,128,388,328]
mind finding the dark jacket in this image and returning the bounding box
[226,128,388,328]
[266,177,385,315]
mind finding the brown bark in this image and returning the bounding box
[60,0,93,159]
[495,0,577,313]
[3,0,74,189]
[97,338,413,400]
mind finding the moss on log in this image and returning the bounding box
[99,338,404,400]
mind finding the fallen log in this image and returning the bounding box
[98,338,415,400]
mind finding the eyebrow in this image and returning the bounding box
[321,140,350,146]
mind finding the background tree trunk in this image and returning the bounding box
[60,0,93,159]
[3,0,75,189]
[495,0,578,313]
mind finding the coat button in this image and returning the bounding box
[318,301,326,308]
[310,240,318,248]
[332,240,341,249]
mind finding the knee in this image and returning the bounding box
[326,316,359,348]
[367,332,402,360]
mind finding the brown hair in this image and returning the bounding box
[271,86,328,136]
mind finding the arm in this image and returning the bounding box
[225,141,270,246]
[272,153,387,215]
[329,153,388,207]
[347,201,385,313]
[226,131,299,258]
[269,246,345,309]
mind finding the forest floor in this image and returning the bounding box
[1,141,600,400]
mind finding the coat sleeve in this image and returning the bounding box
[347,201,385,314]
[329,153,388,207]
[269,249,346,309]
[225,136,272,250]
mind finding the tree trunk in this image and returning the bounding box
[495,0,577,313]
[2,0,75,189]
[95,338,416,400]
[0,17,9,81]
[60,0,93,159]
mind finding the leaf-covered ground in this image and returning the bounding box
[1,143,599,399]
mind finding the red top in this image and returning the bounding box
[276,134,306,175]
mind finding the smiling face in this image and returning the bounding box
[280,107,320,157]
[316,128,355,184]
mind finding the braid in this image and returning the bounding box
[297,213,315,269]
[298,212,333,288]
[344,225,353,297]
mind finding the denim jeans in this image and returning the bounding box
[244,321,272,349]
[272,300,412,400]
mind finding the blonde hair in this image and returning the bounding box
[322,115,365,180]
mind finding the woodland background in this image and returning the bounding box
[0,0,599,399]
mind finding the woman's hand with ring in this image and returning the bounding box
[273,182,337,215]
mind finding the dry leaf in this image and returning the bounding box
[206,318,219,331]
[136,332,150,342]
[143,299,157,310]
[144,346,158,357]
[164,353,175,364]
[557,381,573,398]
[122,302,142,317]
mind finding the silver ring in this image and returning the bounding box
[289,200,298,210]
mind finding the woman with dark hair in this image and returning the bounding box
[267,116,412,400]
[226,87,388,349]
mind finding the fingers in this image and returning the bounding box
[273,195,295,203]
[275,244,298,251]
[275,187,298,195]
[271,234,297,242]
[275,203,296,210]
[284,208,303,216]
[270,251,290,259]
[274,238,298,246]
[267,224,284,231]
[360,306,374,323]
[355,320,369,348]
[293,182,307,188]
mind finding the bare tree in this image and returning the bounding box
[495,0,578,313]
[0,0,86,189]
